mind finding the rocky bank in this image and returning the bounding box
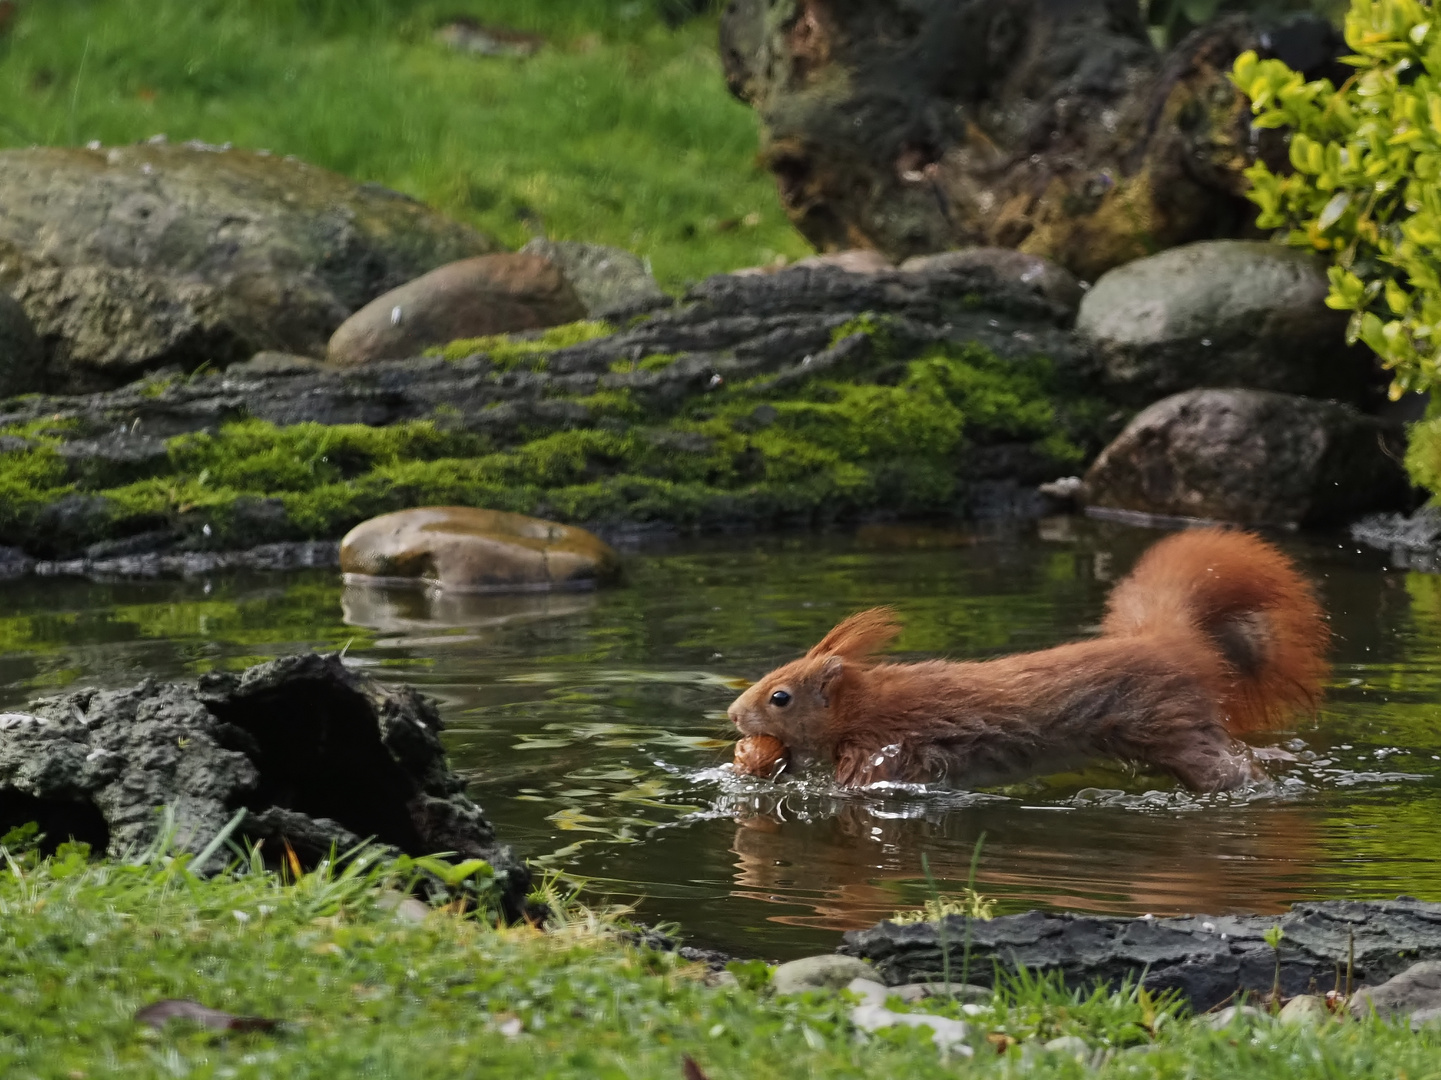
[0,144,1421,569]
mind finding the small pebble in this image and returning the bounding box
[1207,1004,1265,1029]
[850,1003,972,1055]
[1278,994,1328,1027]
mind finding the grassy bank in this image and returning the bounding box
[0,0,809,287]
[1,842,1437,1079]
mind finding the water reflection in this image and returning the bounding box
[0,521,1439,958]
[341,581,597,645]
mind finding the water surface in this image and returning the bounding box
[2,518,1438,958]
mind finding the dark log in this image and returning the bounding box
[720,1,1345,280]
[840,900,1441,1009]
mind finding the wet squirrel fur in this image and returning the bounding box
[727,529,1329,791]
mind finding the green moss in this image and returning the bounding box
[638,353,681,372]
[137,372,180,398]
[829,312,891,349]
[429,320,614,367]
[0,330,1109,554]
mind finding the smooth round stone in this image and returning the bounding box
[326,253,586,366]
[1076,240,1380,405]
[340,507,621,593]
[771,954,877,995]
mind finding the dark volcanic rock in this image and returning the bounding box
[1351,506,1441,572]
[0,143,498,390]
[900,249,1083,323]
[1082,389,1413,527]
[0,265,1086,443]
[0,653,529,914]
[31,540,341,580]
[841,899,1441,1010]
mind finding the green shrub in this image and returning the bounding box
[1232,1,1441,401]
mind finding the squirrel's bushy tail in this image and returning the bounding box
[1101,529,1329,735]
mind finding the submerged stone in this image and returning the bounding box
[340,507,621,593]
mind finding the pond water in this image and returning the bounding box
[2,518,1440,960]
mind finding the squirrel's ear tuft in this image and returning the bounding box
[807,607,901,664]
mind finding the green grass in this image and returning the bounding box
[1,840,1437,1079]
[0,0,811,287]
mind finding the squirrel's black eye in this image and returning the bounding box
[769,690,792,707]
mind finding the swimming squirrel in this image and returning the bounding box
[728,529,1329,792]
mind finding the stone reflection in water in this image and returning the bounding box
[723,785,1325,931]
[340,581,596,638]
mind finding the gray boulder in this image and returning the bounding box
[1349,961,1441,1023]
[1082,388,1412,527]
[1077,241,1380,404]
[0,653,530,915]
[521,238,668,319]
[0,290,42,396]
[0,143,497,391]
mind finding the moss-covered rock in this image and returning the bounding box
[0,265,1116,559]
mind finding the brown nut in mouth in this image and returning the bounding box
[732,733,790,778]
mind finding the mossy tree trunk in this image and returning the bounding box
[720,0,1342,281]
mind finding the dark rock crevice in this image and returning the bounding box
[0,790,110,855]
[0,654,530,914]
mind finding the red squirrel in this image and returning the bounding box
[728,529,1329,792]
